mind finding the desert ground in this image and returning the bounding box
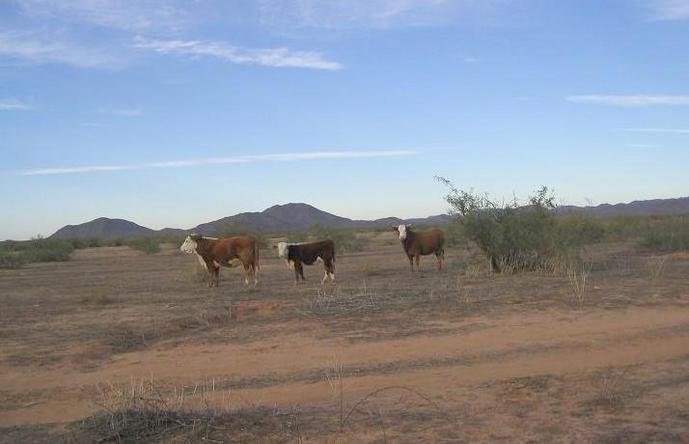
[1,233,688,442]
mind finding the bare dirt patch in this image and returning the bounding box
[1,241,688,441]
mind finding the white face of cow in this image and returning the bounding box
[397,224,408,241]
[179,236,198,254]
[276,242,289,259]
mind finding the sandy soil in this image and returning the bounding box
[1,239,688,442]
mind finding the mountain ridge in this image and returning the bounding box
[48,197,689,240]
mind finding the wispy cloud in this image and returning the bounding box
[256,0,510,30]
[567,95,689,106]
[0,98,32,111]
[626,143,661,148]
[15,0,187,32]
[134,37,342,70]
[96,107,144,117]
[0,30,122,68]
[614,127,689,134]
[646,0,689,20]
[17,150,416,176]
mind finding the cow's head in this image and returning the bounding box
[275,242,294,268]
[393,224,411,240]
[276,242,289,259]
[179,234,199,254]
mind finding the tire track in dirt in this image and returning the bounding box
[1,305,689,426]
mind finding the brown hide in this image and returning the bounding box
[396,227,445,272]
[193,235,259,287]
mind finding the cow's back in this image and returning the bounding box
[417,229,444,254]
[214,236,258,263]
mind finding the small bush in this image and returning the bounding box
[437,177,577,273]
[126,238,161,255]
[0,238,74,268]
[639,216,689,252]
[557,214,606,247]
[307,224,369,255]
[0,251,26,269]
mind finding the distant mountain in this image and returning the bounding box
[558,196,689,218]
[50,217,156,239]
[47,196,689,241]
[48,203,453,240]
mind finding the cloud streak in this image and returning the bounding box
[0,31,122,68]
[15,0,188,32]
[134,37,342,70]
[0,98,32,110]
[256,0,511,30]
[567,95,689,106]
[17,150,416,176]
[647,0,689,20]
[614,127,689,134]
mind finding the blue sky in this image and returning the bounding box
[1,0,688,240]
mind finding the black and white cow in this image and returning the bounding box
[276,240,335,284]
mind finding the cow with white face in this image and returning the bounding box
[180,233,259,288]
[393,224,445,272]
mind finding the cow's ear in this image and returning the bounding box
[272,244,277,249]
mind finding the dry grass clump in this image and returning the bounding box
[566,259,591,309]
[73,378,296,443]
[300,283,382,318]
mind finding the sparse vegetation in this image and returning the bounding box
[437,177,573,273]
[0,237,75,268]
[639,216,689,252]
[125,238,161,255]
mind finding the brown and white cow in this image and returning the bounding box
[276,240,335,284]
[180,234,259,287]
[393,225,444,272]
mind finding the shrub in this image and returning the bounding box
[639,216,689,252]
[125,238,161,255]
[0,238,74,268]
[437,177,574,273]
[0,251,26,269]
[557,213,606,247]
[307,224,369,255]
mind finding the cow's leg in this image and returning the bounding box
[293,261,302,284]
[298,262,306,282]
[203,259,216,287]
[436,249,444,270]
[212,265,220,287]
[242,263,251,286]
[415,254,421,272]
[326,259,335,282]
[408,255,414,273]
[252,264,258,287]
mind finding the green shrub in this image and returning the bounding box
[0,251,27,269]
[639,216,689,252]
[0,238,74,268]
[307,224,369,254]
[125,238,160,255]
[437,177,576,273]
[557,214,606,247]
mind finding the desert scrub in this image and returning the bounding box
[125,238,161,255]
[437,177,586,273]
[639,216,689,252]
[0,238,74,268]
